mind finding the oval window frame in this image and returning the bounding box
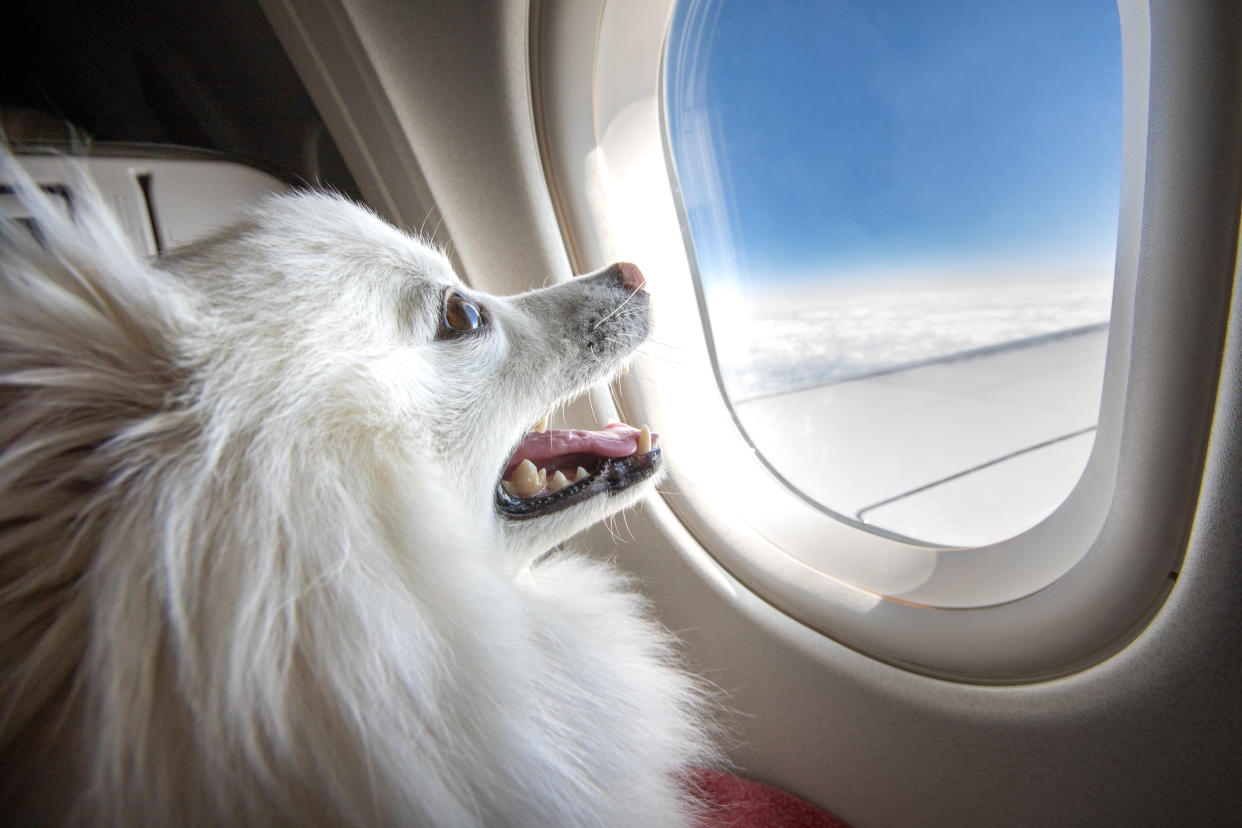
[530,0,1235,682]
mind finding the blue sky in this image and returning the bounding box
[665,0,1123,287]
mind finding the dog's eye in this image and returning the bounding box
[441,290,485,336]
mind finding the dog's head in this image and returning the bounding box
[159,192,662,557]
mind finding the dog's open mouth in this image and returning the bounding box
[496,420,662,519]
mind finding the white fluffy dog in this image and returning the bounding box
[0,157,716,826]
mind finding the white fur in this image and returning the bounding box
[0,156,717,826]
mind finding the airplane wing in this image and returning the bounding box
[733,326,1108,546]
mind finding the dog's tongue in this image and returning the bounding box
[505,422,655,476]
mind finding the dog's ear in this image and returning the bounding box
[0,152,194,508]
[0,154,199,768]
[2,153,188,389]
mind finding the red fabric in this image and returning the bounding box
[690,768,850,828]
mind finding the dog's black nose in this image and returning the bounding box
[613,262,645,292]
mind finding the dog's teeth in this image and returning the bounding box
[548,470,569,493]
[533,416,548,433]
[636,425,651,455]
[511,459,542,497]
[574,466,590,482]
[538,467,547,490]
[502,479,517,496]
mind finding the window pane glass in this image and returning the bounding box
[664,0,1122,546]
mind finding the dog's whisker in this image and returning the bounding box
[633,347,688,367]
[638,342,689,361]
[642,336,686,353]
[590,286,642,331]
[585,389,599,423]
[429,211,448,246]
[607,514,627,545]
[619,510,636,543]
[417,203,440,239]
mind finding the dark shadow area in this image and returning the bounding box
[2,0,363,200]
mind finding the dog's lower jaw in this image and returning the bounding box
[500,464,667,558]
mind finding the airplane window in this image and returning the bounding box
[664,0,1123,546]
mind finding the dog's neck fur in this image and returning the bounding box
[4,380,710,826]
